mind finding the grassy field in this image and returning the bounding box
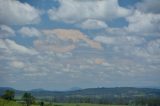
[44,103,127,106]
[0,99,128,106]
[0,99,22,106]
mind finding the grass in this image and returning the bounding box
[48,103,127,106]
[0,99,128,106]
[0,99,22,106]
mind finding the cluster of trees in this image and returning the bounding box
[1,90,36,106]
[131,98,160,106]
[1,90,15,100]
[22,92,36,106]
[51,96,128,104]
[43,95,160,106]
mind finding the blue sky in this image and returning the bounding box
[0,0,160,90]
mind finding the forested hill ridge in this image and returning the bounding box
[0,87,160,98]
[1,87,160,105]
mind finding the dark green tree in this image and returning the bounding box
[1,90,15,100]
[40,101,44,106]
[22,92,35,106]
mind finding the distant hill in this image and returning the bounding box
[0,87,15,95]
[30,88,48,92]
[68,87,82,91]
[0,87,15,91]
[0,87,160,98]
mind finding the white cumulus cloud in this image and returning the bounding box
[136,0,160,14]
[126,10,160,35]
[94,35,145,45]
[0,39,37,55]
[18,27,41,37]
[0,0,41,25]
[41,29,103,52]
[0,25,15,38]
[78,19,108,29]
[10,60,25,69]
[48,0,130,23]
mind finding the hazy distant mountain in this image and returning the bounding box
[30,88,47,92]
[0,87,15,90]
[68,87,82,91]
[0,87,15,95]
[0,87,160,99]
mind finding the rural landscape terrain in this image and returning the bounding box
[0,87,160,106]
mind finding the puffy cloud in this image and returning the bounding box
[18,27,41,37]
[126,10,160,35]
[34,38,76,53]
[0,39,37,55]
[94,35,145,45]
[0,25,15,38]
[94,58,105,65]
[120,0,160,36]
[24,72,47,77]
[10,60,25,69]
[94,36,115,45]
[78,19,108,29]
[136,0,160,14]
[120,39,160,62]
[50,45,76,53]
[0,0,41,25]
[42,29,103,50]
[100,10,160,36]
[147,39,160,55]
[48,0,130,23]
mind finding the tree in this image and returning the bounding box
[1,90,15,100]
[40,101,44,106]
[22,92,35,106]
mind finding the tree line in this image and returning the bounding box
[0,90,37,106]
[1,89,160,106]
[45,95,160,106]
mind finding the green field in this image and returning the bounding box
[0,99,22,106]
[43,103,127,106]
[0,99,128,106]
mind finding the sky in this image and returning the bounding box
[0,0,160,90]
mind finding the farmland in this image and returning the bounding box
[1,87,160,106]
[0,99,128,106]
